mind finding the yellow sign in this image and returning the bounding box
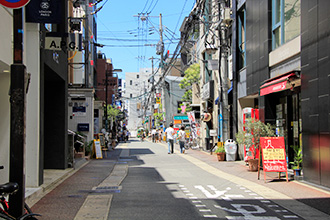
[263,148,285,160]
[156,97,161,104]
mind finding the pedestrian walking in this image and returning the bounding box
[158,129,162,142]
[178,126,186,154]
[165,123,175,154]
[151,127,157,142]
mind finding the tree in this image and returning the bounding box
[236,118,275,160]
[153,104,164,127]
[178,63,200,112]
[107,104,121,120]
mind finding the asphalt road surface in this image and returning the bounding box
[107,139,305,220]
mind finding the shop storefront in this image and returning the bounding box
[260,71,301,166]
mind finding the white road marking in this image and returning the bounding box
[195,204,206,207]
[199,209,212,212]
[195,185,227,198]
[204,215,218,218]
[267,205,279,208]
[222,194,244,201]
[215,204,281,220]
[283,215,299,218]
[192,200,202,203]
[260,200,271,203]
[275,210,288,213]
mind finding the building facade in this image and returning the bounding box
[180,0,330,188]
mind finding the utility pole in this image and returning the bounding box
[149,56,156,129]
[218,0,229,142]
[105,67,109,131]
[9,8,26,218]
[158,14,167,127]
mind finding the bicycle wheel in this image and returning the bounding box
[0,212,12,220]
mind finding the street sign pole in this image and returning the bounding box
[8,8,27,218]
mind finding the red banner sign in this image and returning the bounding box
[260,137,288,182]
[261,137,287,172]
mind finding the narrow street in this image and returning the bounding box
[32,138,330,219]
[107,139,307,220]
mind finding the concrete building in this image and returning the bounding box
[124,68,153,132]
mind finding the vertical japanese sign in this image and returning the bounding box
[260,137,288,182]
[187,112,197,139]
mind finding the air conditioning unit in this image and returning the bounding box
[221,7,232,24]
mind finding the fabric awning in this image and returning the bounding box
[260,73,297,96]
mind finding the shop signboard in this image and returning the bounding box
[201,80,214,100]
[260,137,288,182]
[25,0,62,24]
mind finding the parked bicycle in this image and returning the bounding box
[0,166,40,220]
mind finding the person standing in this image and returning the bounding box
[165,123,175,154]
[178,126,186,154]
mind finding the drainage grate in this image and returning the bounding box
[93,189,121,194]
[68,194,83,198]
[95,186,120,190]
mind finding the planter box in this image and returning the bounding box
[217,152,225,161]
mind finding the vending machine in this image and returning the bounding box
[242,107,259,161]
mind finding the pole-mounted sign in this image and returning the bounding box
[0,0,30,9]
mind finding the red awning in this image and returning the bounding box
[260,73,297,96]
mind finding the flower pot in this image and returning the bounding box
[248,159,259,172]
[217,152,225,161]
[294,169,301,176]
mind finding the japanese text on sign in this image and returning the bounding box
[261,137,287,173]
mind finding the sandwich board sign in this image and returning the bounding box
[93,139,103,159]
[0,0,30,9]
[260,137,288,182]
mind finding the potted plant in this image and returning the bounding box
[215,146,226,161]
[236,118,275,171]
[289,145,302,176]
[85,140,93,159]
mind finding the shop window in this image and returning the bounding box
[272,0,301,50]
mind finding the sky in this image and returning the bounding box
[96,0,196,79]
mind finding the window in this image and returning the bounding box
[238,7,246,69]
[137,74,139,79]
[130,80,132,85]
[130,94,132,98]
[272,0,301,50]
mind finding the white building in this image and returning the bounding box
[0,7,41,188]
[124,68,160,133]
